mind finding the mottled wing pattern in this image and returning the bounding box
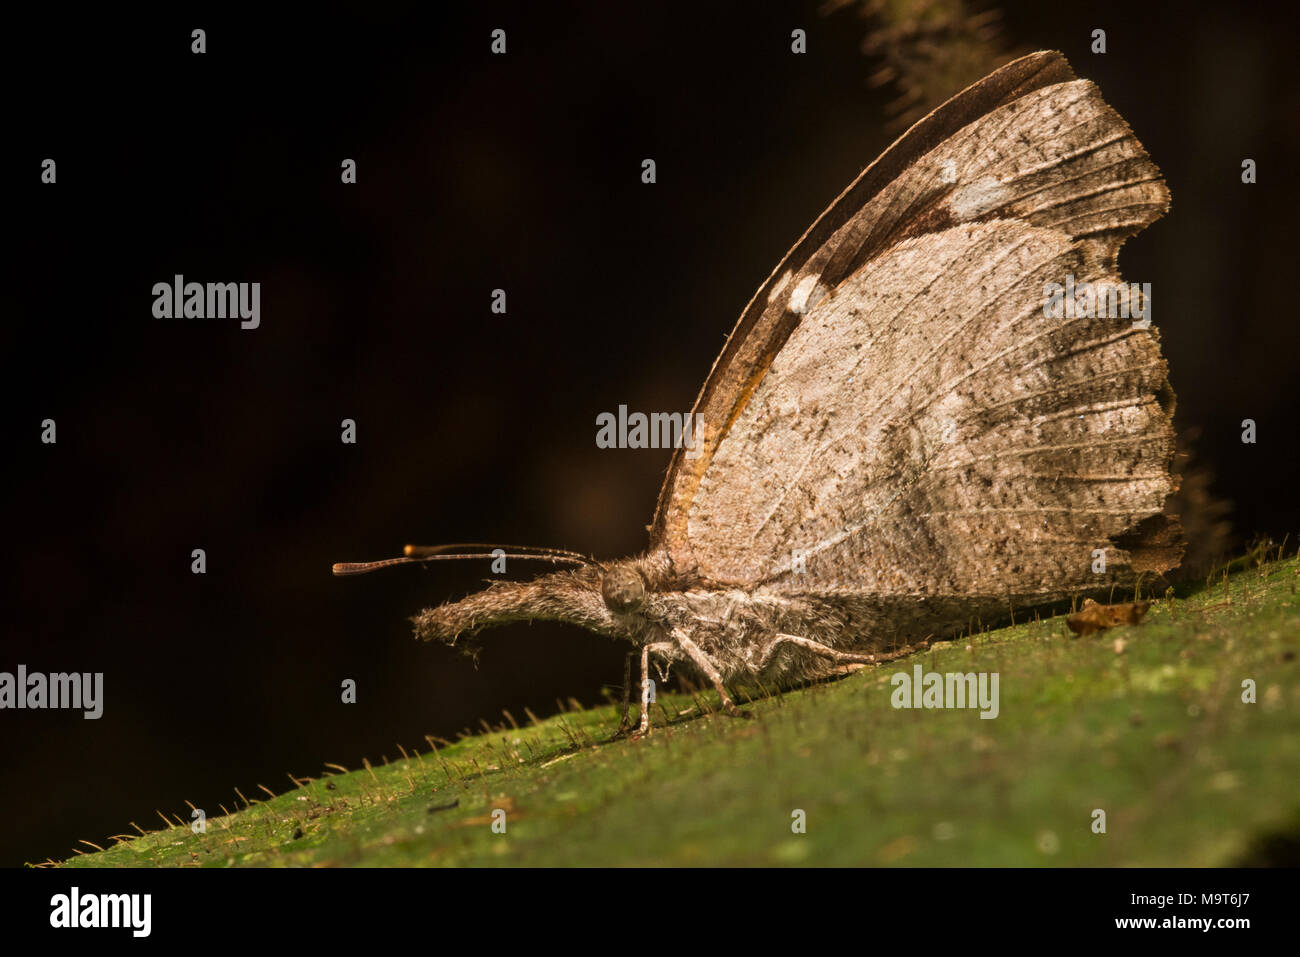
[653,51,1180,601]
[692,217,1174,598]
[650,51,1078,558]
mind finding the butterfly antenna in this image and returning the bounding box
[332,543,595,577]
[403,543,593,563]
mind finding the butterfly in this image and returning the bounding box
[335,51,1182,734]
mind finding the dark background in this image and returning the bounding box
[4,1,1297,867]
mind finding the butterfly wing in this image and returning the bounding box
[651,51,1179,602]
[651,51,1077,556]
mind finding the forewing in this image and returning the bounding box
[650,51,1078,562]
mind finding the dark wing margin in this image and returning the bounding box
[649,51,1078,569]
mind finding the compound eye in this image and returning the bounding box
[601,567,646,614]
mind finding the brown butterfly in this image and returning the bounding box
[335,51,1182,733]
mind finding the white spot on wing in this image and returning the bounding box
[949,177,1010,219]
[788,274,829,315]
[768,269,794,303]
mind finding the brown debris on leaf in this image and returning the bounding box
[1067,599,1152,637]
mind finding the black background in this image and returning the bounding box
[4,865,1288,941]
[4,1,1297,867]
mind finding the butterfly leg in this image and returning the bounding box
[637,645,653,735]
[670,628,747,718]
[757,633,925,671]
[631,641,676,736]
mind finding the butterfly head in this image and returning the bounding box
[407,555,671,649]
